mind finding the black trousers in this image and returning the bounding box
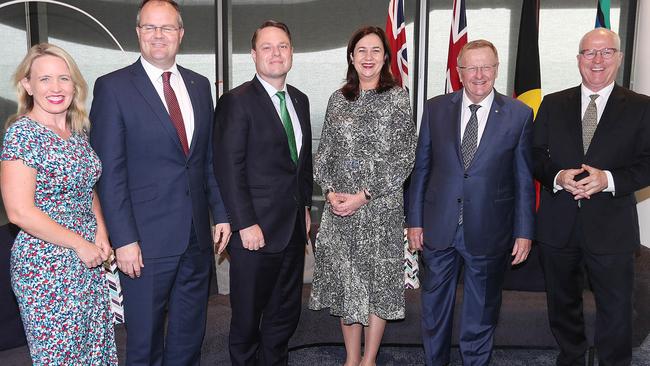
[539,213,634,366]
[228,214,305,366]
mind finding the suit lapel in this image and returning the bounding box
[130,60,187,157]
[473,91,506,164]
[449,91,464,168]
[586,85,625,157]
[179,66,200,158]
[566,86,585,157]
[289,86,309,167]
[252,77,289,143]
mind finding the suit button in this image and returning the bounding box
[457,198,462,203]
[464,174,468,179]
[186,190,190,195]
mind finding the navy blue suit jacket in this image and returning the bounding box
[407,90,535,256]
[213,77,313,253]
[90,60,228,259]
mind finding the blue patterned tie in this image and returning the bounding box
[461,104,481,169]
[459,104,481,224]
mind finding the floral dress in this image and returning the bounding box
[1,116,117,365]
[309,87,417,325]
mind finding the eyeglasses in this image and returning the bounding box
[457,64,498,75]
[579,48,618,60]
[138,24,181,34]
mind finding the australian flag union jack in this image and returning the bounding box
[386,0,408,90]
[445,0,468,93]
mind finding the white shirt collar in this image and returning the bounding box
[256,74,287,98]
[581,81,615,101]
[140,57,180,82]
[462,89,495,111]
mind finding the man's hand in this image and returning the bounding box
[240,224,265,250]
[574,164,608,199]
[511,238,532,265]
[213,223,232,255]
[329,191,367,217]
[115,242,144,278]
[556,167,586,196]
[407,227,424,251]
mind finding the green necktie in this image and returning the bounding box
[276,91,298,164]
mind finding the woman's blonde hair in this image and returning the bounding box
[6,43,89,134]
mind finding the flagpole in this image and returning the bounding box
[632,0,650,249]
[414,0,429,129]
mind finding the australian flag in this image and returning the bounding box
[386,0,408,90]
[445,0,468,93]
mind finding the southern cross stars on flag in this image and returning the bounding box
[445,0,468,93]
[386,0,408,89]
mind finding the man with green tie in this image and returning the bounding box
[212,20,313,366]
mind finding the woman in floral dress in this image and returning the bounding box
[0,44,117,365]
[309,26,417,366]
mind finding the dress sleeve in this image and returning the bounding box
[313,92,338,192]
[1,121,42,169]
[366,88,417,199]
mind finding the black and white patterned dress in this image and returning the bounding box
[309,87,417,325]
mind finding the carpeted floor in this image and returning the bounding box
[2,247,649,365]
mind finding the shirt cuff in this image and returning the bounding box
[553,170,564,193]
[603,170,615,194]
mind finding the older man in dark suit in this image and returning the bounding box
[90,1,231,365]
[213,20,313,366]
[407,39,535,366]
[533,28,650,366]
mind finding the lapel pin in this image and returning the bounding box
[495,109,499,113]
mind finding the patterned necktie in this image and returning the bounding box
[461,104,481,170]
[582,94,599,154]
[162,71,189,156]
[276,91,298,164]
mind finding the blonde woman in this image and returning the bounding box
[0,43,117,365]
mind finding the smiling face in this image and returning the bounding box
[251,26,293,87]
[350,33,385,90]
[458,47,499,104]
[21,55,75,119]
[577,29,622,92]
[136,0,184,70]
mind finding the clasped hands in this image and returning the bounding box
[557,164,608,200]
[327,190,369,217]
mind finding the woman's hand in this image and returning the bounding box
[94,229,112,261]
[329,191,368,217]
[74,241,108,268]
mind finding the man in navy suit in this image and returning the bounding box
[534,28,650,366]
[407,40,535,365]
[90,1,231,365]
[213,20,312,366]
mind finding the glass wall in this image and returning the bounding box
[0,0,217,225]
[229,0,417,154]
[0,1,28,225]
[427,0,630,99]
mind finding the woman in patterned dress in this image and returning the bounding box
[309,26,417,366]
[0,44,117,365]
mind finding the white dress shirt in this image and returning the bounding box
[460,89,495,146]
[553,82,615,194]
[140,57,195,147]
[256,74,303,155]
